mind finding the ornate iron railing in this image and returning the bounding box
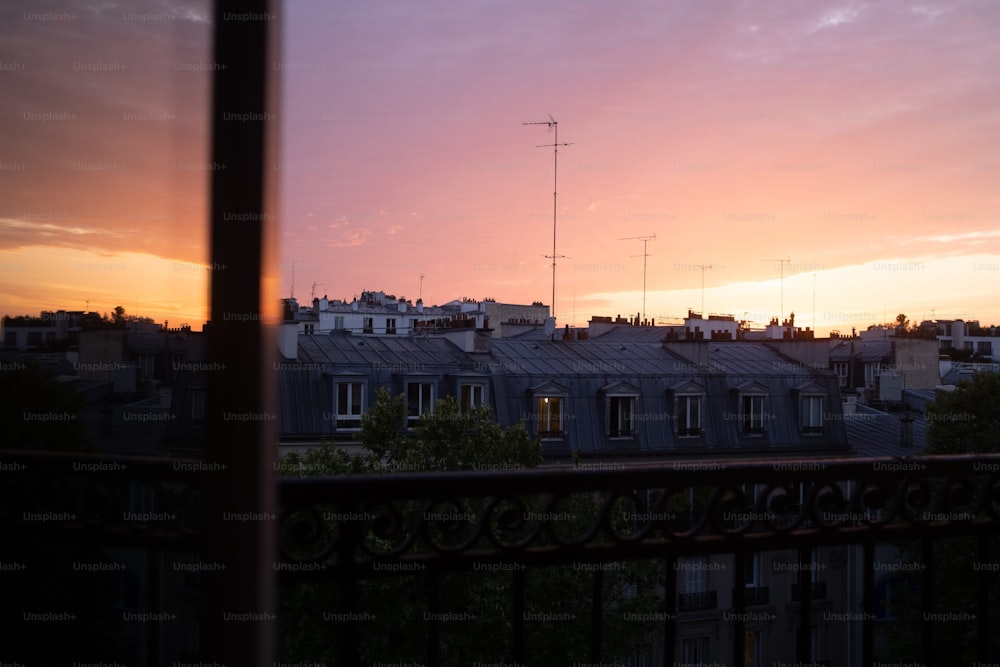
[4,450,999,665]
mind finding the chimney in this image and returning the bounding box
[900,412,914,448]
[416,299,424,314]
[398,300,407,313]
[543,316,556,337]
[278,321,298,360]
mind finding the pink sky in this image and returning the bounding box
[2,1,998,334]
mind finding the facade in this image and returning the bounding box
[285,290,551,339]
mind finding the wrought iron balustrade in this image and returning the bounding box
[4,450,1000,666]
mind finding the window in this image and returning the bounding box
[977,340,992,356]
[682,557,708,594]
[363,317,374,334]
[190,387,205,424]
[864,362,880,387]
[677,394,702,437]
[536,396,563,439]
[833,362,848,387]
[460,383,485,411]
[334,316,345,331]
[801,394,824,435]
[745,552,763,588]
[609,395,635,437]
[386,317,396,335]
[406,382,434,423]
[744,631,762,667]
[304,323,314,335]
[681,636,709,663]
[741,394,766,435]
[336,382,364,429]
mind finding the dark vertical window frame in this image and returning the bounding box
[202,0,281,664]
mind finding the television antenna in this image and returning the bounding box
[762,257,791,320]
[523,114,572,319]
[692,264,713,315]
[310,282,325,301]
[619,234,656,322]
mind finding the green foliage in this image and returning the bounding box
[276,388,661,665]
[926,372,1000,454]
[884,372,1000,662]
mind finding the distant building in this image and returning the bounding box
[283,290,550,339]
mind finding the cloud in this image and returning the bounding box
[0,217,128,250]
[386,225,404,235]
[329,228,371,247]
[811,5,862,31]
[893,229,1000,245]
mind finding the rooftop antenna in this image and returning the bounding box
[290,261,295,299]
[693,263,713,316]
[523,114,572,319]
[419,273,425,301]
[620,234,656,321]
[310,282,324,301]
[762,257,791,320]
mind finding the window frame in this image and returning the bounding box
[536,394,564,440]
[608,394,637,438]
[800,393,825,435]
[334,381,365,431]
[405,380,435,424]
[740,392,767,436]
[459,382,485,411]
[676,393,703,438]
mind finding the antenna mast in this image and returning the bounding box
[693,263,713,315]
[419,273,425,301]
[762,257,791,320]
[619,234,656,321]
[523,114,572,319]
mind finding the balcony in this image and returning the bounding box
[5,451,1000,665]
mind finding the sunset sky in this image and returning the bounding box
[3,0,999,334]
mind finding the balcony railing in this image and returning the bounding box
[4,451,1000,665]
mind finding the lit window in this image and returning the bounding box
[406,382,434,423]
[609,395,635,437]
[536,396,563,439]
[336,382,364,430]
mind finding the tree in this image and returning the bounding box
[277,389,664,665]
[883,372,1000,663]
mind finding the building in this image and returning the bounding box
[286,290,551,339]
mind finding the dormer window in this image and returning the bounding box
[530,381,569,441]
[406,381,434,424]
[671,381,706,439]
[794,382,827,436]
[335,381,364,430]
[602,381,639,439]
[735,382,769,437]
[459,383,485,411]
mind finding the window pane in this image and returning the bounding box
[1,1,212,455]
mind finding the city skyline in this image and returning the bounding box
[2,0,999,334]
